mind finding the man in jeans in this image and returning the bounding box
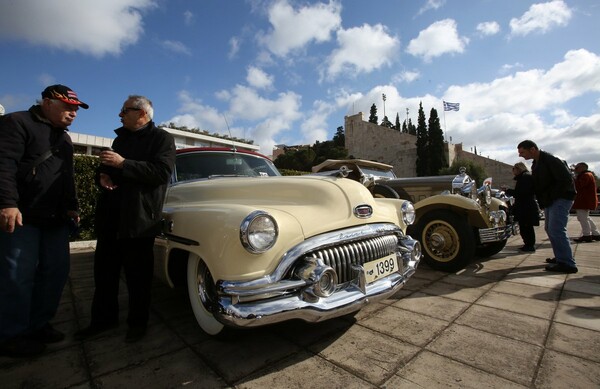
[517,140,577,273]
[0,85,86,357]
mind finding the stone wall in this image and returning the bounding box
[344,112,514,186]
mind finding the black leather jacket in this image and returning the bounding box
[531,150,576,209]
[95,122,175,239]
[505,171,539,225]
[0,105,78,226]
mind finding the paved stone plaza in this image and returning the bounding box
[1,216,599,388]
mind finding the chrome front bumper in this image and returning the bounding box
[216,266,417,327]
[212,223,421,328]
[478,223,519,243]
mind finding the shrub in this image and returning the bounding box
[73,155,100,241]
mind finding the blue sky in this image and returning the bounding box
[1,0,599,172]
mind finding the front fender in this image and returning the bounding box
[414,194,489,228]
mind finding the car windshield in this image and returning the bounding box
[360,166,396,179]
[174,151,281,182]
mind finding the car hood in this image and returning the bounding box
[165,175,404,236]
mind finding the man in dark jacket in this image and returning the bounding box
[75,95,175,343]
[517,140,577,273]
[0,85,86,357]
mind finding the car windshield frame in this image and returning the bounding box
[173,150,281,183]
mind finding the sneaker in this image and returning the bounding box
[124,326,147,343]
[545,257,557,264]
[573,236,593,243]
[28,323,65,343]
[0,336,46,358]
[74,323,118,341]
[519,245,536,252]
[545,263,578,273]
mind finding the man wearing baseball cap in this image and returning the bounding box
[0,84,86,357]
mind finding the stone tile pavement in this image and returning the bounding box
[1,216,599,388]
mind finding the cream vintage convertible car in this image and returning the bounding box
[312,159,518,272]
[154,148,421,335]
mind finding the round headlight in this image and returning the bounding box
[240,211,278,253]
[401,201,416,225]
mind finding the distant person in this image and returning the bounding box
[504,162,539,252]
[517,140,577,273]
[572,162,600,242]
[75,95,175,343]
[0,85,86,357]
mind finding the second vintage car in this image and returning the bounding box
[154,148,421,336]
[312,159,518,272]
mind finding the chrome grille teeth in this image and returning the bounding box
[311,235,398,283]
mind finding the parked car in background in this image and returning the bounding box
[312,159,518,272]
[154,148,421,336]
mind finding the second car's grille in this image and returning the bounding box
[309,234,398,283]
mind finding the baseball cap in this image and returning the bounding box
[41,84,89,109]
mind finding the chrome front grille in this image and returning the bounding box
[308,234,398,283]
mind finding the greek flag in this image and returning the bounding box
[443,101,460,111]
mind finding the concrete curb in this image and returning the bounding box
[69,240,96,251]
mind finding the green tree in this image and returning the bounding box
[274,127,348,172]
[274,148,315,171]
[333,126,345,147]
[415,102,429,176]
[439,159,488,186]
[407,118,416,135]
[395,113,401,131]
[368,104,378,124]
[312,139,348,166]
[380,116,393,128]
[427,108,447,175]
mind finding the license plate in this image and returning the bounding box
[363,255,399,284]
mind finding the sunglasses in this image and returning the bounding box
[120,107,142,114]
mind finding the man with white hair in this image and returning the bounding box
[75,95,175,343]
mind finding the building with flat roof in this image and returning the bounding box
[70,127,260,156]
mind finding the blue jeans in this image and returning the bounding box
[0,223,70,341]
[544,198,576,268]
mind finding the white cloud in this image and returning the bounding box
[510,0,572,37]
[246,66,274,90]
[228,37,241,59]
[444,49,600,118]
[417,0,446,16]
[476,21,500,36]
[440,49,600,171]
[499,62,524,74]
[258,0,341,57]
[165,86,303,155]
[183,10,194,26]
[324,24,399,80]
[160,40,192,55]
[393,70,421,84]
[0,0,157,57]
[406,19,469,62]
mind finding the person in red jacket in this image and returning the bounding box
[572,162,600,242]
